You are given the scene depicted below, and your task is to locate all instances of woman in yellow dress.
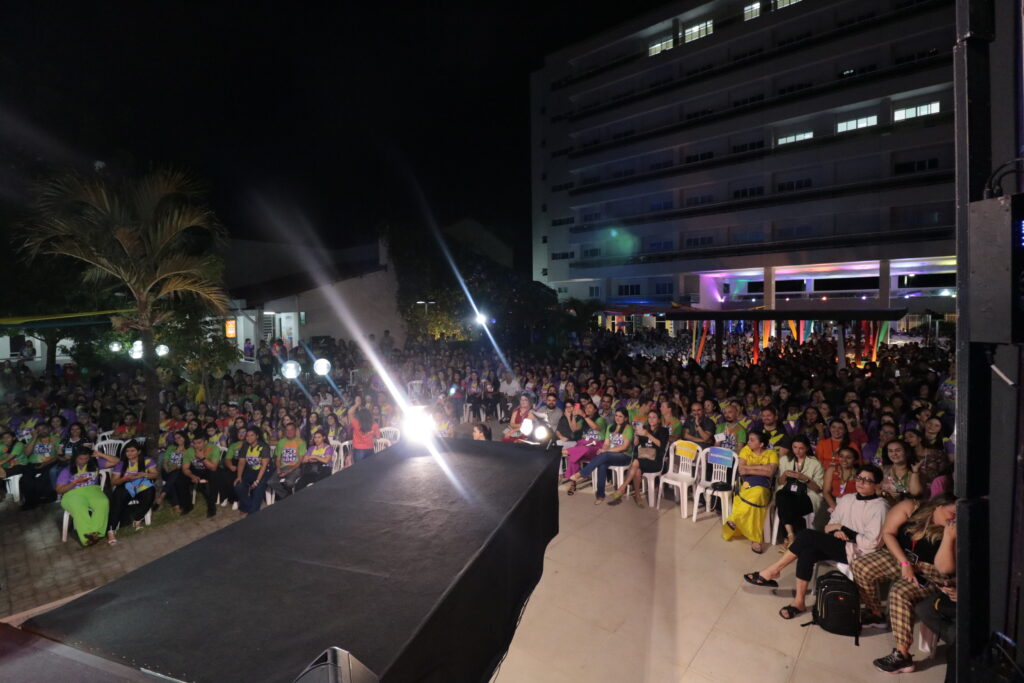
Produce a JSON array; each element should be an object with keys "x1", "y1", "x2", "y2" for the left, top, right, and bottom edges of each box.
[{"x1": 723, "y1": 430, "x2": 779, "y2": 553}]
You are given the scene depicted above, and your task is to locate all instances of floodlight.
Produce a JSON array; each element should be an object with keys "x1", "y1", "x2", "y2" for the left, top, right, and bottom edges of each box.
[
  {"x1": 108, "y1": 341, "x2": 123, "y2": 353},
  {"x1": 155, "y1": 344, "x2": 169, "y2": 357},
  {"x1": 402, "y1": 406, "x2": 435, "y2": 443},
  {"x1": 475, "y1": 312, "x2": 487, "y2": 325},
  {"x1": 313, "y1": 358, "x2": 331, "y2": 376},
  {"x1": 282, "y1": 360, "x2": 301, "y2": 379}
]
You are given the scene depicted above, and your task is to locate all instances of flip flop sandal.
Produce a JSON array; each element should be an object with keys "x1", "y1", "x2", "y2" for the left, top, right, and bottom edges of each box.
[
  {"x1": 743, "y1": 572, "x2": 779, "y2": 588},
  {"x1": 751, "y1": 543, "x2": 766, "y2": 554},
  {"x1": 778, "y1": 605, "x2": 804, "y2": 620},
  {"x1": 567, "y1": 480, "x2": 577, "y2": 496}
]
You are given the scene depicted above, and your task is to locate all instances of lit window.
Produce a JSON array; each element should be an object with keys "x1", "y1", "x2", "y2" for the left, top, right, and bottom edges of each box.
[
  {"x1": 836, "y1": 115, "x2": 878, "y2": 133},
  {"x1": 775, "y1": 0, "x2": 802, "y2": 8},
  {"x1": 684, "y1": 20, "x2": 714, "y2": 43},
  {"x1": 744, "y1": 3, "x2": 761, "y2": 20},
  {"x1": 894, "y1": 101, "x2": 941, "y2": 122},
  {"x1": 777, "y1": 131, "x2": 814, "y2": 145},
  {"x1": 648, "y1": 37, "x2": 673, "y2": 57}
]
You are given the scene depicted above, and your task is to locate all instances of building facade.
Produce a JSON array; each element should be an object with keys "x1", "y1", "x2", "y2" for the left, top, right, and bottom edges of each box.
[{"x1": 531, "y1": 0, "x2": 955, "y2": 317}]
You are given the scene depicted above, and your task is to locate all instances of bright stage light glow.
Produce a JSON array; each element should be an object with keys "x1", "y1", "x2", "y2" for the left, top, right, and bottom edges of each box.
[
  {"x1": 520, "y1": 418, "x2": 534, "y2": 437},
  {"x1": 533, "y1": 424, "x2": 551, "y2": 441},
  {"x1": 129, "y1": 346, "x2": 143, "y2": 360},
  {"x1": 282, "y1": 360, "x2": 301, "y2": 379},
  {"x1": 402, "y1": 406, "x2": 436, "y2": 443},
  {"x1": 108, "y1": 341, "x2": 122, "y2": 353},
  {"x1": 475, "y1": 312, "x2": 487, "y2": 325},
  {"x1": 155, "y1": 344, "x2": 169, "y2": 357},
  {"x1": 313, "y1": 358, "x2": 332, "y2": 376}
]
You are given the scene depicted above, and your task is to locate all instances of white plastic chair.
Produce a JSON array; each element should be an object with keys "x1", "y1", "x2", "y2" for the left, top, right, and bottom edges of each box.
[
  {"x1": 4, "y1": 473, "x2": 23, "y2": 504},
  {"x1": 406, "y1": 380, "x2": 423, "y2": 402},
  {"x1": 768, "y1": 508, "x2": 818, "y2": 546},
  {"x1": 94, "y1": 439, "x2": 126, "y2": 461},
  {"x1": 657, "y1": 440, "x2": 701, "y2": 518},
  {"x1": 97, "y1": 430, "x2": 115, "y2": 441},
  {"x1": 380, "y1": 427, "x2": 400, "y2": 444},
  {"x1": 61, "y1": 470, "x2": 110, "y2": 543},
  {"x1": 373, "y1": 438, "x2": 389, "y2": 454},
  {"x1": 331, "y1": 440, "x2": 353, "y2": 472},
  {"x1": 692, "y1": 447, "x2": 737, "y2": 523},
  {"x1": 191, "y1": 479, "x2": 222, "y2": 506},
  {"x1": 120, "y1": 498, "x2": 152, "y2": 529}
]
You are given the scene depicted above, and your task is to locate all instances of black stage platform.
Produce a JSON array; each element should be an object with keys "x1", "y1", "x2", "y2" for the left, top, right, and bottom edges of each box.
[{"x1": 23, "y1": 440, "x2": 559, "y2": 682}]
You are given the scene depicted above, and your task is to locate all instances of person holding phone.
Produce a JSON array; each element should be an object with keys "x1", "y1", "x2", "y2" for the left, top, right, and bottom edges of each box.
[
  {"x1": 55, "y1": 446, "x2": 109, "y2": 546},
  {"x1": 852, "y1": 494, "x2": 957, "y2": 674}
]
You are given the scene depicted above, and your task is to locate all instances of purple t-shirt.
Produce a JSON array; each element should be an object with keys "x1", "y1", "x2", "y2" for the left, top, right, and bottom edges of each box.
[{"x1": 56, "y1": 466, "x2": 100, "y2": 490}]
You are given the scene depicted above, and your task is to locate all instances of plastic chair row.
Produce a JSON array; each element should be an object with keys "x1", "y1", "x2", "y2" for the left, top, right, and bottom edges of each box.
[{"x1": 655, "y1": 441, "x2": 738, "y2": 523}]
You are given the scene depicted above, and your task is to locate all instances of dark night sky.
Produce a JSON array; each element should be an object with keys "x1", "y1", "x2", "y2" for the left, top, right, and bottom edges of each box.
[{"x1": 0, "y1": 1, "x2": 669, "y2": 268}]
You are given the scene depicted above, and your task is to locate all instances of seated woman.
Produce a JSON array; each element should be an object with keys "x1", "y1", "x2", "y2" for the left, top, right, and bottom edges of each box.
[
  {"x1": 822, "y1": 446, "x2": 860, "y2": 514},
  {"x1": 563, "y1": 402, "x2": 607, "y2": 491},
  {"x1": 233, "y1": 427, "x2": 273, "y2": 515},
  {"x1": 853, "y1": 493, "x2": 957, "y2": 673},
  {"x1": 501, "y1": 395, "x2": 533, "y2": 442},
  {"x1": 184, "y1": 434, "x2": 226, "y2": 518},
  {"x1": 916, "y1": 446, "x2": 953, "y2": 498},
  {"x1": 107, "y1": 440, "x2": 158, "y2": 544},
  {"x1": 606, "y1": 409, "x2": 668, "y2": 508},
  {"x1": 296, "y1": 429, "x2": 334, "y2": 489},
  {"x1": 744, "y1": 463, "x2": 888, "y2": 619},
  {"x1": 565, "y1": 408, "x2": 634, "y2": 505},
  {"x1": 773, "y1": 435, "x2": 825, "y2": 548},
  {"x1": 723, "y1": 430, "x2": 779, "y2": 553},
  {"x1": 471, "y1": 424, "x2": 492, "y2": 441},
  {"x1": 159, "y1": 431, "x2": 195, "y2": 515},
  {"x1": 55, "y1": 445, "x2": 109, "y2": 547},
  {"x1": 879, "y1": 439, "x2": 924, "y2": 505}
]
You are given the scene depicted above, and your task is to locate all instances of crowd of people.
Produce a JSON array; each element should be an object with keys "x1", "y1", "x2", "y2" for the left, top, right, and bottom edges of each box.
[{"x1": 0, "y1": 325, "x2": 958, "y2": 676}]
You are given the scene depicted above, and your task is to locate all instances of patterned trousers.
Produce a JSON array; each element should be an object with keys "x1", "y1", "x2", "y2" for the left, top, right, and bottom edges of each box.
[{"x1": 851, "y1": 549, "x2": 946, "y2": 649}]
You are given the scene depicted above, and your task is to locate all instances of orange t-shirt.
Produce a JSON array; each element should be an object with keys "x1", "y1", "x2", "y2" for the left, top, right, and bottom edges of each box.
[
  {"x1": 815, "y1": 438, "x2": 860, "y2": 470},
  {"x1": 351, "y1": 416, "x2": 380, "y2": 450}
]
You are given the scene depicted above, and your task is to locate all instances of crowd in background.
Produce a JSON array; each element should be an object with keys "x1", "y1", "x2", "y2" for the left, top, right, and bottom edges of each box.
[{"x1": 0, "y1": 325, "x2": 957, "y2": 676}]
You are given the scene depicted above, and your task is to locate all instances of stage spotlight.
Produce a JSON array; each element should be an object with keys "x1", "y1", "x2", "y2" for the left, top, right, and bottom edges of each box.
[
  {"x1": 313, "y1": 358, "x2": 332, "y2": 376},
  {"x1": 533, "y1": 424, "x2": 551, "y2": 441},
  {"x1": 155, "y1": 344, "x2": 169, "y2": 357},
  {"x1": 129, "y1": 346, "x2": 143, "y2": 360},
  {"x1": 520, "y1": 418, "x2": 534, "y2": 437},
  {"x1": 282, "y1": 360, "x2": 301, "y2": 379},
  {"x1": 475, "y1": 312, "x2": 487, "y2": 325},
  {"x1": 108, "y1": 341, "x2": 123, "y2": 353},
  {"x1": 402, "y1": 406, "x2": 436, "y2": 443}
]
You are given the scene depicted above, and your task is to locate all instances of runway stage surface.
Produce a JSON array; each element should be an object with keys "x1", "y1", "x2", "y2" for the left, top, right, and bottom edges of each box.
[{"x1": 23, "y1": 440, "x2": 560, "y2": 682}]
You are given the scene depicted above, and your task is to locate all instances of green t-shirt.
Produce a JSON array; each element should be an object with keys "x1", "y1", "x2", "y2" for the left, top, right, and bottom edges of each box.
[
  {"x1": 274, "y1": 438, "x2": 307, "y2": 467},
  {"x1": 27, "y1": 439, "x2": 56, "y2": 465},
  {"x1": 665, "y1": 418, "x2": 683, "y2": 439},
  {"x1": 2, "y1": 442, "x2": 26, "y2": 467},
  {"x1": 715, "y1": 422, "x2": 747, "y2": 452},
  {"x1": 607, "y1": 425, "x2": 635, "y2": 454},
  {"x1": 190, "y1": 445, "x2": 222, "y2": 471},
  {"x1": 226, "y1": 441, "x2": 244, "y2": 462},
  {"x1": 582, "y1": 416, "x2": 608, "y2": 442},
  {"x1": 162, "y1": 446, "x2": 195, "y2": 470}
]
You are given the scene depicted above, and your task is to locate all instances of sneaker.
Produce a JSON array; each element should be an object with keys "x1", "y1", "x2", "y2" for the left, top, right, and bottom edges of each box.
[
  {"x1": 861, "y1": 612, "x2": 888, "y2": 629},
  {"x1": 873, "y1": 648, "x2": 914, "y2": 674}
]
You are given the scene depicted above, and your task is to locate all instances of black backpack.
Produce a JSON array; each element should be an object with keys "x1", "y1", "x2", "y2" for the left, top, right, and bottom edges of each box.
[{"x1": 802, "y1": 570, "x2": 862, "y2": 645}]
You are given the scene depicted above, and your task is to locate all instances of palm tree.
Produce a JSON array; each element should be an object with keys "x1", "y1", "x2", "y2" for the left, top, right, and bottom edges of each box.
[{"x1": 20, "y1": 168, "x2": 229, "y2": 453}]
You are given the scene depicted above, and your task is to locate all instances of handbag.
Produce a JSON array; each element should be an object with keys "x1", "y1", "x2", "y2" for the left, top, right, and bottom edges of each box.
[{"x1": 637, "y1": 446, "x2": 658, "y2": 460}]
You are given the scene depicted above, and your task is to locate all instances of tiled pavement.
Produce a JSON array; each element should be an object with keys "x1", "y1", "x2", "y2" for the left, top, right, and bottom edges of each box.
[{"x1": 0, "y1": 496, "x2": 242, "y2": 621}]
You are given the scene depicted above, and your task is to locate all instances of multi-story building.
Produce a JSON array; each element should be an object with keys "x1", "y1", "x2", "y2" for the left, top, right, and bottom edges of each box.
[{"x1": 531, "y1": 0, "x2": 956, "y2": 321}]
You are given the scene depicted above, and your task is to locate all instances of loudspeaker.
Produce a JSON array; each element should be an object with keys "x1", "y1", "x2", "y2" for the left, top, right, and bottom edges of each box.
[
  {"x1": 967, "y1": 194, "x2": 1024, "y2": 343},
  {"x1": 293, "y1": 647, "x2": 378, "y2": 683}
]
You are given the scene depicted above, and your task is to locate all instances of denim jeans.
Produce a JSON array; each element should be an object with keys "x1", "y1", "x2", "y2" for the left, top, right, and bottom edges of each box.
[
  {"x1": 353, "y1": 448, "x2": 374, "y2": 463},
  {"x1": 580, "y1": 452, "x2": 631, "y2": 499}
]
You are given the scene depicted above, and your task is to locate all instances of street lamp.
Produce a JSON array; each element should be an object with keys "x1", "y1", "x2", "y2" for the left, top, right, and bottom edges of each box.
[
  {"x1": 155, "y1": 344, "x2": 170, "y2": 357},
  {"x1": 416, "y1": 300, "x2": 437, "y2": 314},
  {"x1": 108, "y1": 341, "x2": 123, "y2": 353}
]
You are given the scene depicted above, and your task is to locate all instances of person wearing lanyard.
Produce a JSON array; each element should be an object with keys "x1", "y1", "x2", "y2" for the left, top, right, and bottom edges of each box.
[
  {"x1": 823, "y1": 447, "x2": 860, "y2": 513},
  {"x1": 234, "y1": 427, "x2": 272, "y2": 515},
  {"x1": 852, "y1": 494, "x2": 957, "y2": 674},
  {"x1": 107, "y1": 440, "x2": 158, "y2": 544},
  {"x1": 772, "y1": 435, "x2": 825, "y2": 549},
  {"x1": 880, "y1": 440, "x2": 923, "y2": 505},
  {"x1": 55, "y1": 446, "x2": 109, "y2": 547},
  {"x1": 296, "y1": 429, "x2": 334, "y2": 490}
]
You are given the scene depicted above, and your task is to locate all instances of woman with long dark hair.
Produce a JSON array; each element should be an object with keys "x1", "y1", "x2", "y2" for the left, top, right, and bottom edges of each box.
[
  {"x1": 296, "y1": 429, "x2": 334, "y2": 489},
  {"x1": 107, "y1": 440, "x2": 158, "y2": 543},
  {"x1": 853, "y1": 494, "x2": 957, "y2": 673},
  {"x1": 814, "y1": 419, "x2": 857, "y2": 470},
  {"x1": 233, "y1": 427, "x2": 272, "y2": 514},
  {"x1": 880, "y1": 439, "x2": 923, "y2": 504},
  {"x1": 567, "y1": 408, "x2": 635, "y2": 505},
  {"x1": 159, "y1": 431, "x2": 195, "y2": 515},
  {"x1": 349, "y1": 398, "x2": 380, "y2": 463},
  {"x1": 55, "y1": 446, "x2": 108, "y2": 546}
]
